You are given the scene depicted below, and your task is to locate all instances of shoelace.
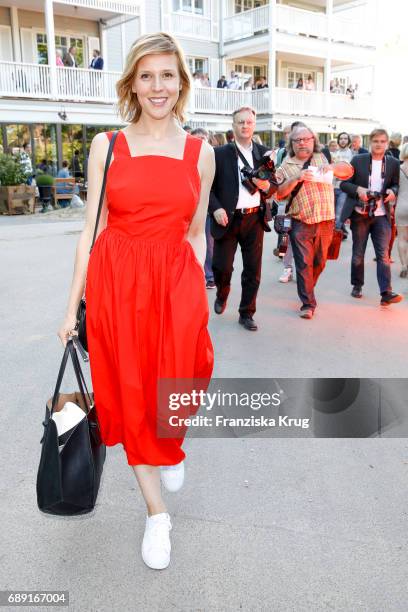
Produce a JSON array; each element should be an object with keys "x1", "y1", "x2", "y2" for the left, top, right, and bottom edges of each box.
[{"x1": 146, "y1": 518, "x2": 172, "y2": 550}]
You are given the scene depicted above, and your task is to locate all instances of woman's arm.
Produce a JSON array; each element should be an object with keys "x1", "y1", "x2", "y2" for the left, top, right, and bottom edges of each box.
[
  {"x1": 186, "y1": 141, "x2": 215, "y2": 266},
  {"x1": 57, "y1": 131, "x2": 110, "y2": 346}
]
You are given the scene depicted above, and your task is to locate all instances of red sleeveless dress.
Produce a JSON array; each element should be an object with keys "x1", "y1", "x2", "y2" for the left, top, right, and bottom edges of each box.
[{"x1": 85, "y1": 130, "x2": 214, "y2": 466}]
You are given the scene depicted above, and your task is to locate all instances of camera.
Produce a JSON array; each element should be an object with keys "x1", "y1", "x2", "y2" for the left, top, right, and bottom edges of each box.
[
  {"x1": 240, "y1": 153, "x2": 279, "y2": 196},
  {"x1": 359, "y1": 190, "x2": 382, "y2": 217},
  {"x1": 274, "y1": 215, "x2": 292, "y2": 256}
]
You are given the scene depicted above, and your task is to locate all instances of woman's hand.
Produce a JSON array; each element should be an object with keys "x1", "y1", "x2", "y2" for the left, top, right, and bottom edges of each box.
[{"x1": 57, "y1": 314, "x2": 78, "y2": 348}]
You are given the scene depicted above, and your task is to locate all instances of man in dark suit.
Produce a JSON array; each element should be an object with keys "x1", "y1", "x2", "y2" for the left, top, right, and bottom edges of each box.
[
  {"x1": 350, "y1": 134, "x2": 368, "y2": 156},
  {"x1": 209, "y1": 107, "x2": 275, "y2": 331},
  {"x1": 63, "y1": 46, "x2": 77, "y2": 67},
  {"x1": 340, "y1": 128, "x2": 402, "y2": 305},
  {"x1": 89, "y1": 49, "x2": 104, "y2": 70}
]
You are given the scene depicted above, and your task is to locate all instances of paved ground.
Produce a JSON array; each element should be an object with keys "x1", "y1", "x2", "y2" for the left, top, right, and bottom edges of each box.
[{"x1": 1, "y1": 212, "x2": 407, "y2": 611}]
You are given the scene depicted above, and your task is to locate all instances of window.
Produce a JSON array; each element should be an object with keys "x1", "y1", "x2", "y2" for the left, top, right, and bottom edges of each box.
[
  {"x1": 173, "y1": 0, "x2": 204, "y2": 14},
  {"x1": 36, "y1": 33, "x2": 84, "y2": 67},
  {"x1": 234, "y1": 63, "x2": 267, "y2": 81},
  {"x1": 187, "y1": 57, "x2": 208, "y2": 75},
  {"x1": 33, "y1": 124, "x2": 58, "y2": 175},
  {"x1": 234, "y1": 0, "x2": 267, "y2": 12},
  {"x1": 288, "y1": 69, "x2": 317, "y2": 89}
]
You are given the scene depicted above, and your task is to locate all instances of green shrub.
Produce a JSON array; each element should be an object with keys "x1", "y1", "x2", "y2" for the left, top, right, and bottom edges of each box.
[
  {"x1": 0, "y1": 153, "x2": 30, "y2": 186},
  {"x1": 36, "y1": 173, "x2": 54, "y2": 186}
]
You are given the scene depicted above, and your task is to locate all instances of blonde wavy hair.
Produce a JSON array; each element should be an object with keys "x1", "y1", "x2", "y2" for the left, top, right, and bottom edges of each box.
[{"x1": 116, "y1": 32, "x2": 191, "y2": 124}]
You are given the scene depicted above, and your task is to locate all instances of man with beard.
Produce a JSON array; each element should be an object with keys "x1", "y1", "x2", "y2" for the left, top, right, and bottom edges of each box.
[{"x1": 275, "y1": 126, "x2": 335, "y2": 319}]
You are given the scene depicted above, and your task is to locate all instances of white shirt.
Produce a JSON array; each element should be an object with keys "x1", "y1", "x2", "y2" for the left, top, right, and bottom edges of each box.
[
  {"x1": 354, "y1": 158, "x2": 386, "y2": 216},
  {"x1": 235, "y1": 140, "x2": 261, "y2": 210}
]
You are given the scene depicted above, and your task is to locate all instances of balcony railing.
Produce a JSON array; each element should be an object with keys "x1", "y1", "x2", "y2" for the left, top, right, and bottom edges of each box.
[
  {"x1": 273, "y1": 87, "x2": 373, "y2": 121},
  {"x1": 0, "y1": 62, "x2": 373, "y2": 122},
  {"x1": 57, "y1": 0, "x2": 140, "y2": 15},
  {"x1": 223, "y1": 4, "x2": 375, "y2": 47},
  {"x1": 171, "y1": 12, "x2": 212, "y2": 39},
  {"x1": 224, "y1": 5, "x2": 269, "y2": 41},
  {"x1": 192, "y1": 86, "x2": 372, "y2": 121},
  {"x1": 0, "y1": 62, "x2": 118, "y2": 103}
]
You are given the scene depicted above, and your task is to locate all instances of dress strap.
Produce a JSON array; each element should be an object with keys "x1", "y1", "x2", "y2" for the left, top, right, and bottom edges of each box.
[
  {"x1": 183, "y1": 134, "x2": 202, "y2": 167},
  {"x1": 106, "y1": 129, "x2": 130, "y2": 158}
]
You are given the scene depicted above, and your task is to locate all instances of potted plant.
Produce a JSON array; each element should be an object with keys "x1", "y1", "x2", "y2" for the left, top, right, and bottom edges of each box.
[
  {"x1": 36, "y1": 173, "x2": 55, "y2": 204},
  {"x1": 0, "y1": 153, "x2": 36, "y2": 215}
]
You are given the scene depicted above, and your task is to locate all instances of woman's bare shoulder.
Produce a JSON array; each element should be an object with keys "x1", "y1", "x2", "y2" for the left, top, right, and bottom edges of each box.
[{"x1": 89, "y1": 131, "x2": 114, "y2": 167}]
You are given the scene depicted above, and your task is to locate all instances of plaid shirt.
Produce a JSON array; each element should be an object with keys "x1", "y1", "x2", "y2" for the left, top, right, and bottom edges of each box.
[{"x1": 276, "y1": 153, "x2": 335, "y2": 224}]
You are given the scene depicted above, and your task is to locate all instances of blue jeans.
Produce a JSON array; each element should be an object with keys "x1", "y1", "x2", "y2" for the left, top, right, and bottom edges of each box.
[
  {"x1": 350, "y1": 212, "x2": 392, "y2": 294},
  {"x1": 205, "y1": 214, "x2": 214, "y2": 282},
  {"x1": 334, "y1": 188, "x2": 347, "y2": 229}
]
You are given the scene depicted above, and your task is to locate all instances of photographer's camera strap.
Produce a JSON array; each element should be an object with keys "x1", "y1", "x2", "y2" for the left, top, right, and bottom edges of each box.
[
  {"x1": 285, "y1": 155, "x2": 313, "y2": 214},
  {"x1": 234, "y1": 142, "x2": 254, "y2": 169}
]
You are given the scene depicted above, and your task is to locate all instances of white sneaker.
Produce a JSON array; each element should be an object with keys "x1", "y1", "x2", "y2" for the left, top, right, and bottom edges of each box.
[
  {"x1": 160, "y1": 461, "x2": 185, "y2": 492},
  {"x1": 279, "y1": 267, "x2": 293, "y2": 283},
  {"x1": 141, "y1": 512, "x2": 172, "y2": 570}
]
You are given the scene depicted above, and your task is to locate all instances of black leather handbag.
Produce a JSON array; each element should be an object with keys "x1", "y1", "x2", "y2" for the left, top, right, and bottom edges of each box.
[
  {"x1": 75, "y1": 130, "x2": 119, "y2": 353},
  {"x1": 36, "y1": 337, "x2": 106, "y2": 515}
]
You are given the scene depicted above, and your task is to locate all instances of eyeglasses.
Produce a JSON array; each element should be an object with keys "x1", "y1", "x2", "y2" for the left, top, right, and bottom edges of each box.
[{"x1": 292, "y1": 137, "x2": 314, "y2": 144}]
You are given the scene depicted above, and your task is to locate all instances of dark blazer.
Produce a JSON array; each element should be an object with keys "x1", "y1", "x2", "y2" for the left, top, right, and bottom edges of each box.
[
  {"x1": 209, "y1": 141, "x2": 272, "y2": 239},
  {"x1": 90, "y1": 57, "x2": 104, "y2": 70},
  {"x1": 63, "y1": 53, "x2": 75, "y2": 67},
  {"x1": 354, "y1": 146, "x2": 368, "y2": 155},
  {"x1": 340, "y1": 153, "x2": 400, "y2": 223}
]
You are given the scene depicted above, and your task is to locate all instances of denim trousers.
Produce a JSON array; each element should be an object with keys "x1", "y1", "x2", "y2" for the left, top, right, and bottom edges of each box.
[
  {"x1": 204, "y1": 214, "x2": 214, "y2": 282},
  {"x1": 334, "y1": 188, "x2": 347, "y2": 229},
  {"x1": 350, "y1": 212, "x2": 392, "y2": 294},
  {"x1": 290, "y1": 219, "x2": 334, "y2": 309}
]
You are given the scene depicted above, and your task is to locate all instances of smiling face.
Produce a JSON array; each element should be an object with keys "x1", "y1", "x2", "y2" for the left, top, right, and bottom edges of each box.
[{"x1": 131, "y1": 53, "x2": 181, "y2": 121}]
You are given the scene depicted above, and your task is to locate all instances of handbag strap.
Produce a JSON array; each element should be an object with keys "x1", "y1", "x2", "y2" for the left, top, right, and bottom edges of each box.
[
  {"x1": 70, "y1": 338, "x2": 93, "y2": 408},
  {"x1": 50, "y1": 339, "x2": 92, "y2": 417},
  {"x1": 89, "y1": 130, "x2": 119, "y2": 255},
  {"x1": 285, "y1": 155, "x2": 313, "y2": 214}
]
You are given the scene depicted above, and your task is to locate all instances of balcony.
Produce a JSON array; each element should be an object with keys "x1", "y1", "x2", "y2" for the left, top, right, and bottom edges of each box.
[
  {"x1": 0, "y1": 62, "x2": 118, "y2": 103},
  {"x1": 223, "y1": 4, "x2": 375, "y2": 48},
  {"x1": 170, "y1": 12, "x2": 212, "y2": 39},
  {"x1": 57, "y1": 0, "x2": 140, "y2": 15},
  {"x1": 0, "y1": 62, "x2": 374, "y2": 122},
  {"x1": 192, "y1": 86, "x2": 373, "y2": 121}
]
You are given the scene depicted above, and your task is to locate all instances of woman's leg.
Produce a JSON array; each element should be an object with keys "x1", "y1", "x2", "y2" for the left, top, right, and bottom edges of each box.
[{"x1": 131, "y1": 465, "x2": 167, "y2": 516}]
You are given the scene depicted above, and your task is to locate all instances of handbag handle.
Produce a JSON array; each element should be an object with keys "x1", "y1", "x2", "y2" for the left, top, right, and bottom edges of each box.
[
  {"x1": 89, "y1": 130, "x2": 119, "y2": 255},
  {"x1": 50, "y1": 339, "x2": 92, "y2": 418}
]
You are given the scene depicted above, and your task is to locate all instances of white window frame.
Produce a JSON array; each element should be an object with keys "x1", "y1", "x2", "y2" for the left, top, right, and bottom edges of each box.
[
  {"x1": 172, "y1": 0, "x2": 205, "y2": 16},
  {"x1": 234, "y1": 0, "x2": 267, "y2": 13},
  {"x1": 186, "y1": 56, "x2": 209, "y2": 75},
  {"x1": 287, "y1": 67, "x2": 318, "y2": 89},
  {"x1": 231, "y1": 61, "x2": 268, "y2": 81},
  {"x1": 32, "y1": 28, "x2": 87, "y2": 67}
]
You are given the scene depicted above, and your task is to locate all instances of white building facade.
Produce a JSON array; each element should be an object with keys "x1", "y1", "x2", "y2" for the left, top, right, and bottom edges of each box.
[{"x1": 0, "y1": 0, "x2": 379, "y2": 174}]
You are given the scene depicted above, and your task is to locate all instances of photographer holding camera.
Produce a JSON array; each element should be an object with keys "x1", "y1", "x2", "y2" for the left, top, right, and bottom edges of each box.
[
  {"x1": 274, "y1": 126, "x2": 335, "y2": 319},
  {"x1": 340, "y1": 128, "x2": 402, "y2": 305},
  {"x1": 209, "y1": 106, "x2": 277, "y2": 331}
]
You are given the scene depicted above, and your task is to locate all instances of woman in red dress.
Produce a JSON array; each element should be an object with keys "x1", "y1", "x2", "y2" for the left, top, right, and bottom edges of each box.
[{"x1": 58, "y1": 32, "x2": 215, "y2": 570}]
